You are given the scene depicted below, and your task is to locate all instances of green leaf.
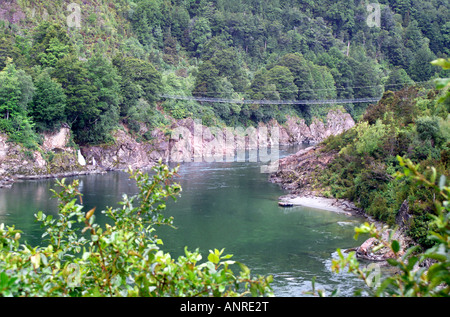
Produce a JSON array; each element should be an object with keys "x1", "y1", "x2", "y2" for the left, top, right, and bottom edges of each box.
[
  {"x1": 0, "y1": 272, "x2": 8, "y2": 287},
  {"x1": 237, "y1": 262, "x2": 250, "y2": 275},
  {"x1": 386, "y1": 258, "x2": 399, "y2": 266},
  {"x1": 430, "y1": 167, "x2": 436, "y2": 184},
  {"x1": 424, "y1": 252, "x2": 447, "y2": 262},
  {"x1": 406, "y1": 256, "x2": 419, "y2": 271},
  {"x1": 30, "y1": 253, "x2": 41, "y2": 269},
  {"x1": 221, "y1": 254, "x2": 233, "y2": 260},
  {"x1": 435, "y1": 78, "x2": 450, "y2": 89},
  {"x1": 208, "y1": 252, "x2": 220, "y2": 264},
  {"x1": 391, "y1": 240, "x2": 400, "y2": 254},
  {"x1": 431, "y1": 58, "x2": 450, "y2": 70}
]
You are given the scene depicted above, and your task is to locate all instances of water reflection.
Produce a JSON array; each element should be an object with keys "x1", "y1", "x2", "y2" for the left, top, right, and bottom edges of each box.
[{"x1": 0, "y1": 145, "x2": 367, "y2": 296}]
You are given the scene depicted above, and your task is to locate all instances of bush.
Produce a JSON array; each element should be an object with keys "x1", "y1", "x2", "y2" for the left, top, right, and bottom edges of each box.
[
  {"x1": 416, "y1": 116, "x2": 445, "y2": 146},
  {"x1": 354, "y1": 120, "x2": 387, "y2": 156},
  {"x1": 0, "y1": 163, "x2": 273, "y2": 297},
  {"x1": 331, "y1": 156, "x2": 449, "y2": 297}
]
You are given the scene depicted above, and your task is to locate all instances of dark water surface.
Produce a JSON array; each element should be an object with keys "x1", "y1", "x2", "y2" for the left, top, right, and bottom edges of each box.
[{"x1": 0, "y1": 145, "x2": 367, "y2": 296}]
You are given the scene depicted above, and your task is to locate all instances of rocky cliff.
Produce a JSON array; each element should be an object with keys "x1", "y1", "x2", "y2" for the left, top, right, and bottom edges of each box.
[
  {"x1": 279, "y1": 110, "x2": 355, "y2": 144},
  {"x1": 0, "y1": 109, "x2": 355, "y2": 187},
  {"x1": 79, "y1": 109, "x2": 354, "y2": 168},
  {"x1": 0, "y1": 127, "x2": 93, "y2": 187},
  {"x1": 269, "y1": 145, "x2": 337, "y2": 194}
]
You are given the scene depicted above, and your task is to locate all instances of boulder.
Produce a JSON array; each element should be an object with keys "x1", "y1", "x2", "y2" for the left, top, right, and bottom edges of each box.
[{"x1": 354, "y1": 229, "x2": 412, "y2": 262}]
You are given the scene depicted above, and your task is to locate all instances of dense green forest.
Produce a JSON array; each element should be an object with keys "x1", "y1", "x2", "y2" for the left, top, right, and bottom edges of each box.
[{"x1": 0, "y1": 0, "x2": 448, "y2": 147}]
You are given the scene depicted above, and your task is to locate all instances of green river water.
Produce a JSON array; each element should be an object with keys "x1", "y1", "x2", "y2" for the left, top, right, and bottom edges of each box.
[{"x1": 0, "y1": 145, "x2": 368, "y2": 296}]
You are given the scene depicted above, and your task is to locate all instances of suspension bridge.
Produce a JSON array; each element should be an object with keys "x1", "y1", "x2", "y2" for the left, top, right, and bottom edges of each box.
[
  {"x1": 159, "y1": 78, "x2": 438, "y2": 106},
  {"x1": 159, "y1": 94, "x2": 381, "y2": 105}
]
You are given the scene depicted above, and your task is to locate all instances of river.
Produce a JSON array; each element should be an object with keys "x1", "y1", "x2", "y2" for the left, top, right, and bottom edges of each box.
[{"x1": 0, "y1": 145, "x2": 368, "y2": 296}]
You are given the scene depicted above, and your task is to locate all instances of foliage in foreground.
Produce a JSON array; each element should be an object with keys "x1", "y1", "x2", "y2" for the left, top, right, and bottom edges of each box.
[
  {"x1": 0, "y1": 162, "x2": 273, "y2": 297},
  {"x1": 329, "y1": 156, "x2": 449, "y2": 297},
  {"x1": 315, "y1": 60, "x2": 450, "y2": 297}
]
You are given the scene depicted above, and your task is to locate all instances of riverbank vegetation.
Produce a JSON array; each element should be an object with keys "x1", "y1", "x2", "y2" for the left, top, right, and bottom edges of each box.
[
  {"x1": 330, "y1": 155, "x2": 449, "y2": 297},
  {"x1": 311, "y1": 59, "x2": 449, "y2": 296},
  {"x1": 0, "y1": 163, "x2": 273, "y2": 296},
  {"x1": 315, "y1": 72, "x2": 449, "y2": 249}
]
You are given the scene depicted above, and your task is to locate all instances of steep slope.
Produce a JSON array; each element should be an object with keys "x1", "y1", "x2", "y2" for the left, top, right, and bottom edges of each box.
[{"x1": 271, "y1": 87, "x2": 450, "y2": 249}]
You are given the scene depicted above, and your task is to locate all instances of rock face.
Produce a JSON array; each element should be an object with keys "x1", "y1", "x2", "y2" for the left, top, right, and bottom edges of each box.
[
  {"x1": 269, "y1": 145, "x2": 338, "y2": 194},
  {"x1": 0, "y1": 128, "x2": 88, "y2": 188},
  {"x1": 0, "y1": 0, "x2": 26, "y2": 24},
  {"x1": 81, "y1": 109, "x2": 354, "y2": 171},
  {"x1": 0, "y1": 109, "x2": 355, "y2": 187},
  {"x1": 352, "y1": 228, "x2": 413, "y2": 262},
  {"x1": 42, "y1": 127, "x2": 72, "y2": 152},
  {"x1": 395, "y1": 200, "x2": 412, "y2": 229},
  {"x1": 80, "y1": 127, "x2": 170, "y2": 170},
  {"x1": 279, "y1": 110, "x2": 355, "y2": 144},
  {"x1": 166, "y1": 118, "x2": 280, "y2": 163}
]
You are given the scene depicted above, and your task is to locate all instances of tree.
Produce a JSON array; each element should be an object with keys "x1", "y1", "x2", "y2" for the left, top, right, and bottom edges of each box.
[
  {"x1": 247, "y1": 68, "x2": 280, "y2": 101},
  {"x1": 29, "y1": 69, "x2": 66, "y2": 132},
  {"x1": 193, "y1": 60, "x2": 221, "y2": 98},
  {"x1": 385, "y1": 67, "x2": 414, "y2": 91},
  {"x1": 113, "y1": 55, "x2": 162, "y2": 116},
  {"x1": 276, "y1": 53, "x2": 312, "y2": 98},
  {"x1": 0, "y1": 60, "x2": 37, "y2": 148},
  {"x1": 189, "y1": 17, "x2": 212, "y2": 57},
  {"x1": 267, "y1": 65, "x2": 297, "y2": 100},
  {"x1": 37, "y1": 37, "x2": 72, "y2": 68},
  {"x1": 51, "y1": 55, "x2": 98, "y2": 144},
  {"x1": 130, "y1": 0, "x2": 165, "y2": 48},
  {"x1": 350, "y1": 55, "x2": 382, "y2": 99},
  {"x1": 0, "y1": 35, "x2": 20, "y2": 70},
  {"x1": 331, "y1": 156, "x2": 449, "y2": 297},
  {"x1": 408, "y1": 43, "x2": 438, "y2": 82},
  {"x1": 30, "y1": 22, "x2": 74, "y2": 67},
  {"x1": 73, "y1": 53, "x2": 122, "y2": 144},
  {"x1": 201, "y1": 37, "x2": 249, "y2": 91},
  {"x1": 0, "y1": 60, "x2": 34, "y2": 122},
  {"x1": 442, "y1": 22, "x2": 450, "y2": 55},
  {"x1": 0, "y1": 60, "x2": 23, "y2": 122},
  {"x1": 169, "y1": 5, "x2": 190, "y2": 43}
]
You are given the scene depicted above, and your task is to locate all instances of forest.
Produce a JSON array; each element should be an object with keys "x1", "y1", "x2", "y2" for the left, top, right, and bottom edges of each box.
[{"x1": 0, "y1": 0, "x2": 448, "y2": 147}]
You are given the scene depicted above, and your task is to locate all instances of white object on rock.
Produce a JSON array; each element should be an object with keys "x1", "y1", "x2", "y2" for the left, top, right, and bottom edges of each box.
[{"x1": 77, "y1": 149, "x2": 86, "y2": 166}]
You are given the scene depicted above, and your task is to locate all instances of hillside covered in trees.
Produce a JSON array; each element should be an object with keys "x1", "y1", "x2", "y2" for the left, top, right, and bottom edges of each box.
[{"x1": 0, "y1": 0, "x2": 448, "y2": 148}]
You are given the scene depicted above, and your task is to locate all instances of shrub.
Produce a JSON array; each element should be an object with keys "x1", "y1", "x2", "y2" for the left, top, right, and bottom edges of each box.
[
  {"x1": 0, "y1": 163, "x2": 273, "y2": 297},
  {"x1": 331, "y1": 156, "x2": 449, "y2": 297},
  {"x1": 355, "y1": 120, "x2": 387, "y2": 156}
]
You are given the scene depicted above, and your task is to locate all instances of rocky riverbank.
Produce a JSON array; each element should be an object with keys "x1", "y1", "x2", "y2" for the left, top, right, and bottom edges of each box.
[
  {"x1": 278, "y1": 194, "x2": 364, "y2": 217},
  {"x1": 0, "y1": 127, "x2": 96, "y2": 188},
  {"x1": 1, "y1": 109, "x2": 355, "y2": 188},
  {"x1": 270, "y1": 142, "x2": 415, "y2": 263}
]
